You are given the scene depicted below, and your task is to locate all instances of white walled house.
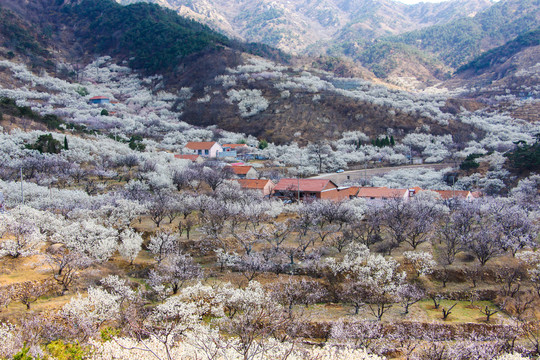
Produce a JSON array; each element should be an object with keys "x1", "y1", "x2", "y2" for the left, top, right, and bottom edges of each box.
[{"x1": 184, "y1": 141, "x2": 223, "y2": 158}]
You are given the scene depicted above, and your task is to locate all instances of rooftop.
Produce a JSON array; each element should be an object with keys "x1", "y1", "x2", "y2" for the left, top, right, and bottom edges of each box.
[
  {"x1": 356, "y1": 187, "x2": 408, "y2": 198},
  {"x1": 235, "y1": 179, "x2": 273, "y2": 189},
  {"x1": 274, "y1": 178, "x2": 337, "y2": 192},
  {"x1": 431, "y1": 189, "x2": 472, "y2": 199},
  {"x1": 223, "y1": 143, "x2": 248, "y2": 148},
  {"x1": 229, "y1": 165, "x2": 254, "y2": 175},
  {"x1": 185, "y1": 141, "x2": 218, "y2": 150}
]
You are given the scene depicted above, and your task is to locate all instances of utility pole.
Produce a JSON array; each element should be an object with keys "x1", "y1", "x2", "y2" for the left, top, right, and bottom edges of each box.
[{"x1": 20, "y1": 167, "x2": 24, "y2": 204}]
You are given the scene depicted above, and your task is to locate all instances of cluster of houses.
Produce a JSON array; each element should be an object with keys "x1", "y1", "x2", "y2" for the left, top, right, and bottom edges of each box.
[
  {"x1": 176, "y1": 141, "x2": 478, "y2": 202},
  {"x1": 238, "y1": 178, "x2": 476, "y2": 202},
  {"x1": 177, "y1": 141, "x2": 251, "y2": 160}
]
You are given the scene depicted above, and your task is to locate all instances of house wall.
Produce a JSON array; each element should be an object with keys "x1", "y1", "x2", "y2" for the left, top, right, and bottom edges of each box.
[
  {"x1": 320, "y1": 189, "x2": 342, "y2": 201},
  {"x1": 263, "y1": 182, "x2": 275, "y2": 197},
  {"x1": 209, "y1": 143, "x2": 223, "y2": 157}
]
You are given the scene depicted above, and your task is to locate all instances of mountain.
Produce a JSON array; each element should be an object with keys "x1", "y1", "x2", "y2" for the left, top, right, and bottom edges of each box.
[
  {"x1": 0, "y1": 0, "x2": 290, "y2": 90},
  {"x1": 445, "y1": 28, "x2": 540, "y2": 121},
  {"x1": 114, "y1": 0, "x2": 493, "y2": 55},
  {"x1": 457, "y1": 27, "x2": 540, "y2": 75},
  {"x1": 0, "y1": 0, "x2": 535, "y2": 147},
  {"x1": 356, "y1": 0, "x2": 540, "y2": 79},
  {"x1": 117, "y1": 0, "x2": 540, "y2": 87}
]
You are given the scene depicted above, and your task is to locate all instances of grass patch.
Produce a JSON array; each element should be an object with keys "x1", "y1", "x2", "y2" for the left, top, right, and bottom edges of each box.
[{"x1": 416, "y1": 299, "x2": 505, "y2": 323}]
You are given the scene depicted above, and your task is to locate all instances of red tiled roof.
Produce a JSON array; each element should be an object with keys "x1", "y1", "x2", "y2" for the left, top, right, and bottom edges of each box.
[
  {"x1": 274, "y1": 179, "x2": 337, "y2": 193},
  {"x1": 235, "y1": 179, "x2": 273, "y2": 190},
  {"x1": 431, "y1": 190, "x2": 472, "y2": 199},
  {"x1": 341, "y1": 186, "x2": 360, "y2": 197},
  {"x1": 356, "y1": 187, "x2": 408, "y2": 198},
  {"x1": 89, "y1": 96, "x2": 109, "y2": 100},
  {"x1": 185, "y1": 141, "x2": 218, "y2": 150},
  {"x1": 229, "y1": 166, "x2": 254, "y2": 175},
  {"x1": 223, "y1": 144, "x2": 248, "y2": 148},
  {"x1": 175, "y1": 154, "x2": 200, "y2": 161}
]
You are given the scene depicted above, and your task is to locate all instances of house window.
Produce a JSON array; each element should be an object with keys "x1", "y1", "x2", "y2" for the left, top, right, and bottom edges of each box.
[{"x1": 205, "y1": 150, "x2": 209, "y2": 155}]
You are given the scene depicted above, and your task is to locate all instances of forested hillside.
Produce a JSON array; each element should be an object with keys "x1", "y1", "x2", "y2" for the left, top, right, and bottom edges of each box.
[
  {"x1": 457, "y1": 27, "x2": 540, "y2": 74},
  {"x1": 355, "y1": 0, "x2": 540, "y2": 78}
]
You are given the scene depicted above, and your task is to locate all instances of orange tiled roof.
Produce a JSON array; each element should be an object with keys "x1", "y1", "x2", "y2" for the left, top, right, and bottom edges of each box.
[
  {"x1": 274, "y1": 179, "x2": 337, "y2": 193},
  {"x1": 431, "y1": 190, "x2": 471, "y2": 199},
  {"x1": 89, "y1": 96, "x2": 109, "y2": 100},
  {"x1": 356, "y1": 187, "x2": 408, "y2": 198},
  {"x1": 185, "y1": 141, "x2": 218, "y2": 150},
  {"x1": 223, "y1": 143, "x2": 248, "y2": 148},
  {"x1": 229, "y1": 166, "x2": 254, "y2": 175},
  {"x1": 235, "y1": 179, "x2": 273, "y2": 189},
  {"x1": 342, "y1": 186, "x2": 360, "y2": 197}
]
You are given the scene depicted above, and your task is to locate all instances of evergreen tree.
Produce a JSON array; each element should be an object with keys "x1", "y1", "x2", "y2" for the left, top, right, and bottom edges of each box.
[{"x1": 64, "y1": 136, "x2": 69, "y2": 150}]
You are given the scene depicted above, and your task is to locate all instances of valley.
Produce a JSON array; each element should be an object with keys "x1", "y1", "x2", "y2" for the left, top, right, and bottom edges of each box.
[{"x1": 0, "y1": 0, "x2": 538, "y2": 359}]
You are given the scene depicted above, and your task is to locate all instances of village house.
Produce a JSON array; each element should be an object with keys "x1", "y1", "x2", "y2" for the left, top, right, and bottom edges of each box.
[
  {"x1": 228, "y1": 165, "x2": 258, "y2": 179},
  {"x1": 184, "y1": 141, "x2": 223, "y2": 158},
  {"x1": 174, "y1": 154, "x2": 204, "y2": 164},
  {"x1": 430, "y1": 189, "x2": 474, "y2": 200},
  {"x1": 273, "y1": 178, "x2": 348, "y2": 201},
  {"x1": 235, "y1": 179, "x2": 275, "y2": 197},
  {"x1": 89, "y1": 96, "x2": 110, "y2": 105},
  {"x1": 340, "y1": 186, "x2": 360, "y2": 199},
  {"x1": 355, "y1": 187, "x2": 410, "y2": 201},
  {"x1": 222, "y1": 143, "x2": 248, "y2": 152}
]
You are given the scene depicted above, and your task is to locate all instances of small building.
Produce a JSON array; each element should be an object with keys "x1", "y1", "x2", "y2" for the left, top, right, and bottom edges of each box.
[
  {"x1": 174, "y1": 154, "x2": 204, "y2": 164},
  {"x1": 228, "y1": 165, "x2": 258, "y2": 179},
  {"x1": 273, "y1": 178, "x2": 344, "y2": 201},
  {"x1": 355, "y1": 187, "x2": 410, "y2": 201},
  {"x1": 431, "y1": 189, "x2": 474, "y2": 201},
  {"x1": 185, "y1": 141, "x2": 223, "y2": 158},
  {"x1": 222, "y1": 143, "x2": 248, "y2": 152},
  {"x1": 89, "y1": 96, "x2": 110, "y2": 105},
  {"x1": 235, "y1": 179, "x2": 275, "y2": 197}
]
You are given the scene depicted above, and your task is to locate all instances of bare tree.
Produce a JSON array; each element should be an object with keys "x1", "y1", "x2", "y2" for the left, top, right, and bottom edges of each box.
[
  {"x1": 496, "y1": 264, "x2": 525, "y2": 298},
  {"x1": 496, "y1": 206, "x2": 537, "y2": 257},
  {"x1": 202, "y1": 166, "x2": 234, "y2": 191},
  {"x1": 441, "y1": 303, "x2": 457, "y2": 320},
  {"x1": 12, "y1": 280, "x2": 52, "y2": 310},
  {"x1": 397, "y1": 284, "x2": 425, "y2": 315},
  {"x1": 148, "y1": 230, "x2": 180, "y2": 264},
  {"x1": 379, "y1": 198, "x2": 412, "y2": 253},
  {"x1": 149, "y1": 253, "x2": 203, "y2": 295},
  {"x1": 233, "y1": 252, "x2": 272, "y2": 282},
  {"x1": 45, "y1": 245, "x2": 92, "y2": 294},
  {"x1": 269, "y1": 277, "x2": 326, "y2": 313},
  {"x1": 464, "y1": 220, "x2": 503, "y2": 266},
  {"x1": 480, "y1": 305, "x2": 499, "y2": 322},
  {"x1": 434, "y1": 202, "x2": 477, "y2": 265},
  {"x1": 330, "y1": 319, "x2": 384, "y2": 352}
]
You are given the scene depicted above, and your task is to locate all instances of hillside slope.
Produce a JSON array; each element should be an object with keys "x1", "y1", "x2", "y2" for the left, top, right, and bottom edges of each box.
[
  {"x1": 0, "y1": 0, "x2": 535, "y2": 148},
  {"x1": 363, "y1": 0, "x2": 540, "y2": 72},
  {"x1": 114, "y1": 0, "x2": 493, "y2": 55}
]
